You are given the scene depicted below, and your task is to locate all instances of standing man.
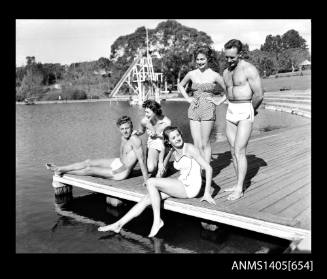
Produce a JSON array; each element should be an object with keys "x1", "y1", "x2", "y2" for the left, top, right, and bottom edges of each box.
[{"x1": 222, "y1": 39, "x2": 264, "y2": 201}]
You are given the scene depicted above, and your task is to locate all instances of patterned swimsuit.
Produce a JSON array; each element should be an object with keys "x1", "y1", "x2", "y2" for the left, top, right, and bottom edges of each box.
[{"x1": 188, "y1": 82, "x2": 216, "y2": 121}]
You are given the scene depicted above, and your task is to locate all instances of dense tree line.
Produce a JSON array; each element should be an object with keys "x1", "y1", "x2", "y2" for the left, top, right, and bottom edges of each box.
[{"x1": 16, "y1": 20, "x2": 310, "y2": 101}]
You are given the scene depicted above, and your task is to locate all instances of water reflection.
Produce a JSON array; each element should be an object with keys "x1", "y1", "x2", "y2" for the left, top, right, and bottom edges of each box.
[
  {"x1": 52, "y1": 194, "x2": 195, "y2": 253},
  {"x1": 51, "y1": 192, "x2": 289, "y2": 253}
]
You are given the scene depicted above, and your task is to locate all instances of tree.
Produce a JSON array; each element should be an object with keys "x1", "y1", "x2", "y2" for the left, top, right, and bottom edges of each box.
[
  {"x1": 260, "y1": 35, "x2": 283, "y2": 53},
  {"x1": 96, "y1": 57, "x2": 111, "y2": 70},
  {"x1": 108, "y1": 20, "x2": 215, "y2": 86},
  {"x1": 260, "y1": 56, "x2": 276, "y2": 76},
  {"x1": 281, "y1": 29, "x2": 307, "y2": 49},
  {"x1": 26, "y1": 56, "x2": 36, "y2": 66}
]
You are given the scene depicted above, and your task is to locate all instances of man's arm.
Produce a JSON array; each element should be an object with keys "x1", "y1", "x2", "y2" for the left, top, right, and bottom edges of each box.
[
  {"x1": 130, "y1": 136, "x2": 148, "y2": 182},
  {"x1": 246, "y1": 64, "x2": 264, "y2": 111},
  {"x1": 215, "y1": 72, "x2": 227, "y2": 95}
]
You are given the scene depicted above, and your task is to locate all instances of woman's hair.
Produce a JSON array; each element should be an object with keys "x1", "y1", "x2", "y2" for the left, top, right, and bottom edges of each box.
[
  {"x1": 116, "y1": 115, "x2": 133, "y2": 128},
  {"x1": 162, "y1": 126, "x2": 183, "y2": 147},
  {"x1": 193, "y1": 45, "x2": 220, "y2": 73},
  {"x1": 194, "y1": 45, "x2": 213, "y2": 61},
  {"x1": 142, "y1": 99, "x2": 162, "y2": 116}
]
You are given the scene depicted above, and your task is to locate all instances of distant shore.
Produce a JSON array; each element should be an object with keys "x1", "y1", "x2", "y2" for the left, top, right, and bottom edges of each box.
[{"x1": 16, "y1": 95, "x2": 187, "y2": 105}]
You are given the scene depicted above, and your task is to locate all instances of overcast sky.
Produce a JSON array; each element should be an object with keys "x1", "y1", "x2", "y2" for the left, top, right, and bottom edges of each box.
[{"x1": 16, "y1": 19, "x2": 311, "y2": 66}]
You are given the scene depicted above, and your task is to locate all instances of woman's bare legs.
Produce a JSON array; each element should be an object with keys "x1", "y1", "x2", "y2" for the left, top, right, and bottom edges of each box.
[
  {"x1": 147, "y1": 148, "x2": 160, "y2": 175},
  {"x1": 146, "y1": 177, "x2": 188, "y2": 237},
  {"x1": 98, "y1": 195, "x2": 152, "y2": 232},
  {"x1": 190, "y1": 120, "x2": 204, "y2": 157},
  {"x1": 200, "y1": 120, "x2": 215, "y2": 164}
]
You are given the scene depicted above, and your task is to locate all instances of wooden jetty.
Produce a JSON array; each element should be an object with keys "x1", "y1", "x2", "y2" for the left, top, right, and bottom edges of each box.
[{"x1": 52, "y1": 123, "x2": 311, "y2": 252}]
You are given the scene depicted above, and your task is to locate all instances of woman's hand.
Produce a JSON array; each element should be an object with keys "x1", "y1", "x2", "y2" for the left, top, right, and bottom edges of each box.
[
  {"x1": 200, "y1": 193, "x2": 216, "y2": 205},
  {"x1": 205, "y1": 96, "x2": 224, "y2": 106},
  {"x1": 187, "y1": 97, "x2": 194, "y2": 104},
  {"x1": 147, "y1": 130, "x2": 156, "y2": 137}
]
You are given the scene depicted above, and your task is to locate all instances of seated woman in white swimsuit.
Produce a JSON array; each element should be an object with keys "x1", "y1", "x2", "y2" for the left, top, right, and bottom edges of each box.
[{"x1": 98, "y1": 126, "x2": 216, "y2": 238}]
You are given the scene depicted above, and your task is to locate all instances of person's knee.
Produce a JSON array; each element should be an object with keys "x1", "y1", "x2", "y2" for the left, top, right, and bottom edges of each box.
[
  {"x1": 228, "y1": 145, "x2": 235, "y2": 156},
  {"x1": 84, "y1": 159, "x2": 91, "y2": 167},
  {"x1": 143, "y1": 194, "x2": 151, "y2": 204},
  {"x1": 146, "y1": 178, "x2": 157, "y2": 189},
  {"x1": 81, "y1": 165, "x2": 92, "y2": 175},
  {"x1": 194, "y1": 140, "x2": 203, "y2": 151},
  {"x1": 234, "y1": 146, "x2": 246, "y2": 157},
  {"x1": 203, "y1": 141, "x2": 211, "y2": 150}
]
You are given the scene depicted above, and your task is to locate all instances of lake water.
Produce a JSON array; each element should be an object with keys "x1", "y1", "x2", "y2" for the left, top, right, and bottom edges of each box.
[{"x1": 16, "y1": 101, "x2": 310, "y2": 253}]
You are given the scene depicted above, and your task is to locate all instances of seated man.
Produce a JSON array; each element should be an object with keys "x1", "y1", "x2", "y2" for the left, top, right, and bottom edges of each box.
[{"x1": 46, "y1": 115, "x2": 148, "y2": 182}]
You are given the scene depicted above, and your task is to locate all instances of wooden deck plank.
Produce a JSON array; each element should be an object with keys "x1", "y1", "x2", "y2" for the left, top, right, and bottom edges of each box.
[
  {"x1": 221, "y1": 163, "x2": 309, "y2": 207},
  {"x1": 260, "y1": 181, "x2": 311, "y2": 215},
  {"x1": 292, "y1": 207, "x2": 311, "y2": 230},
  {"x1": 215, "y1": 156, "x2": 309, "y2": 202},
  {"x1": 211, "y1": 150, "x2": 309, "y2": 189},
  {"x1": 279, "y1": 192, "x2": 311, "y2": 218}
]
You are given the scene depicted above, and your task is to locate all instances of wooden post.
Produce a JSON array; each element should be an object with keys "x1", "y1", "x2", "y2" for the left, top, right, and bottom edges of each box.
[
  {"x1": 201, "y1": 221, "x2": 219, "y2": 231},
  {"x1": 52, "y1": 179, "x2": 72, "y2": 196},
  {"x1": 106, "y1": 196, "x2": 123, "y2": 207}
]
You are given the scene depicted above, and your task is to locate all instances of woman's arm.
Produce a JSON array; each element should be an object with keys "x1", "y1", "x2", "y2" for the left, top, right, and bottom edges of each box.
[
  {"x1": 205, "y1": 73, "x2": 227, "y2": 106},
  {"x1": 177, "y1": 72, "x2": 193, "y2": 103},
  {"x1": 156, "y1": 147, "x2": 173, "y2": 178},
  {"x1": 132, "y1": 118, "x2": 147, "y2": 136},
  {"x1": 215, "y1": 72, "x2": 227, "y2": 94},
  {"x1": 187, "y1": 144, "x2": 216, "y2": 205}
]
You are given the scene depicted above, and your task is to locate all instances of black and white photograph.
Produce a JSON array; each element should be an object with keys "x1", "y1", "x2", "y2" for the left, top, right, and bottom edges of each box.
[{"x1": 16, "y1": 19, "x2": 311, "y2": 256}]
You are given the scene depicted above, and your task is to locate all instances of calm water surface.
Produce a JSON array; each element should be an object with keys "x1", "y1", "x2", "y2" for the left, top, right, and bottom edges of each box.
[{"x1": 16, "y1": 101, "x2": 310, "y2": 253}]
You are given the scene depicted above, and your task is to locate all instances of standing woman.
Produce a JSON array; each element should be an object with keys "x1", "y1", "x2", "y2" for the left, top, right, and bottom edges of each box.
[
  {"x1": 177, "y1": 45, "x2": 227, "y2": 164},
  {"x1": 98, "y1": 126, "x2": 215, "y2": 238}
]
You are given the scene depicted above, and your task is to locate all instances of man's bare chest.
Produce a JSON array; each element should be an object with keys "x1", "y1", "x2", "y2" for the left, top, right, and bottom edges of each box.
[
  {"x1": 121, "y1": 142, "x2": 133, "y2": 154},
  {"x1": 225, "y1": 69, "x2": 247, "y2": 87}
]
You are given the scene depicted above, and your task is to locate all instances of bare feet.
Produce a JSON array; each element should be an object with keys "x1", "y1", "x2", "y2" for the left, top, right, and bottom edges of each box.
[
  {"x1": 226, "y1": 189, "x2": 244, "y2": 201},
  {"x1": 223, "y1": 186, "x2": 237, "y2": 192},
  {"x1": 98, "y1": 222, "x2": 122, "y2": 233},
  {"x1": 148, "y1": 219, "x2": 164, "y2": 237},
  {"x1": 45, "y1": 163, "x2": 62, "y2": 176}
]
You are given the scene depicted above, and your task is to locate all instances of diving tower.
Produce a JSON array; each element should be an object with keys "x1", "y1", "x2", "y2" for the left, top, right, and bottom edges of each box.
[{"x1": 109, "y1": 29, "x2": 163, "y2": 105}]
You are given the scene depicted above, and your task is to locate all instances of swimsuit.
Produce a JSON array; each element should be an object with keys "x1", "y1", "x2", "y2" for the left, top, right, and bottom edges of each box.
[
  {"x1": 226, "y1": 100, "x2": 254, "y2": 125},
  {"x1": 173, "y1": 145, "x2": 202, "y2": 198},
  {"x1": 188, "y1": 82, "x2": 216, "y2": 121},
  {"x1": 110, "y1": 158, "x2": 127, "y2": 174},
  {"x1": 147, "y1": 137, "x2": 165, "y2": 151},
  {"x1": 146, "y1": 116, "x2": 170, "y2": 151}
]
